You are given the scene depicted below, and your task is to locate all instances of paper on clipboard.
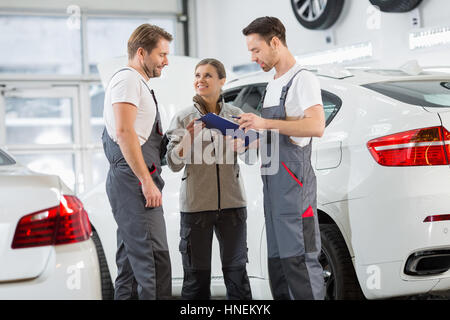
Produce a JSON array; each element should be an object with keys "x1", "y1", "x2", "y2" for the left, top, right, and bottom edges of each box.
[{"x1": 199, "y1": 113, "x2": 259, "y2": 147}]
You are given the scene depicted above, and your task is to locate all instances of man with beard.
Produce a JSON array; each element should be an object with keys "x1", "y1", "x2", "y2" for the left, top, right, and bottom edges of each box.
[
  {"x1": 238, "y1": 17, "x2": 325, "y2": 300},
  {"x1": 102, "y1": 24, "x2": 172, "y2": 300}
]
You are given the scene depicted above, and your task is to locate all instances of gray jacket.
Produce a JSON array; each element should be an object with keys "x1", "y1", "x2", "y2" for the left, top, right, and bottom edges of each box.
[{"x1": 166, "y1": 102, "x2": 249, "y2": 213}]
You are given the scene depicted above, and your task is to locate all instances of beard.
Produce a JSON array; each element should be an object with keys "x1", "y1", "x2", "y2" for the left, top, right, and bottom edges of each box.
[
  {"x1": 261, "y1": 63, "x2": 273, "y2": 72},
  {"x1": 260, "y1": 49, "x2": 277, "y2": 72},
  {"x1": 142, "y1": 60, "x2": 162, "y2": 78},
  {"x1": 258, "y1": 61, "x2": 273, "y2": 73}
]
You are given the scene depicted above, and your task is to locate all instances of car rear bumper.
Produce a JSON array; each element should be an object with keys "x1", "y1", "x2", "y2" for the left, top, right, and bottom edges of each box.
[
  {"x1": 346, "y1": 166, "x2": 450, "y2": 298},
  {"x1": 354, "y1": 259, "x2": 450, "y2": 299},
  {"x1": 0, "y1": 239, "x2": 102, "y2": 299}
]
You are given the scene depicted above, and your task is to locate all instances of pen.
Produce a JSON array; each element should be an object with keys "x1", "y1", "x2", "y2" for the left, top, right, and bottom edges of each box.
[{"x1": 228, "y1": 114, "x2": 241, "y2": 120}]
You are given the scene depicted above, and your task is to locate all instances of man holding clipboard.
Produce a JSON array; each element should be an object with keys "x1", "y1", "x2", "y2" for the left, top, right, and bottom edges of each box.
[{"x1": 239, "y1": 17, "x2": 326, "y2": 300}]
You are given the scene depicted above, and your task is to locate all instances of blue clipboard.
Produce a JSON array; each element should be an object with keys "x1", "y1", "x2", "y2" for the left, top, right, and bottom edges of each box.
[{"x1": 199, "y1": 113, "x2": 259, "y2": 147}]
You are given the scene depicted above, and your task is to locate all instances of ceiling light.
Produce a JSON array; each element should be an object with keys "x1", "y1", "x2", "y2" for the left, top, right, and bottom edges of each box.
[
  {"x1": 409, "y1": 26, "x2": 450, "y2": 50},
  {"x1": 295, "y1": 42, "x2": 373, "y2": 66}
]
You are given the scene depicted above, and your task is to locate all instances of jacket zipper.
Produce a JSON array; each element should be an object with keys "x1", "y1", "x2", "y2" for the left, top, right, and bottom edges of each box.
[
  {"x1": 216, "y1": 163, "x2": 221, "y2": 212},
  {"x1": 211, "y1": 134, "x2": 221, "y2": 213}
]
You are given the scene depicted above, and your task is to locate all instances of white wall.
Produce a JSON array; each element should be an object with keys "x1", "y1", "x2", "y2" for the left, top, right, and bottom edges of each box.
[{"x1": 194, "y1": 0, "x2": 450, "y2": 70}]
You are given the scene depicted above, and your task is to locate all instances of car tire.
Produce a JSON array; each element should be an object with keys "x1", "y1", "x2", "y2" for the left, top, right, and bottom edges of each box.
[
  {"x1": 91, "y1": 229, "x2": 114, "y2": 300},
  {"x1": 291, "y1": 0, "x2": 345, "y2": 30},
  {"x1": 319, "y1": 224, "x2": 365, "y2": 300},
  {"x1": 368, "y1": 0, "x2": 422, "y2": 12}
]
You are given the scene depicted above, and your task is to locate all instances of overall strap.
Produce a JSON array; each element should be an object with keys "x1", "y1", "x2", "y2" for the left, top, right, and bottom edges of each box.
[
  {"x1": 259, "y1": 68, "x2": 307, "y2": 111},
  {"x1": 110, "y1": 67, "x2": 159, "y2": 112},
  {"x1": 280, "y1": 68, "x2": 313, "y2": 147},
  {"x1": 258, "y1": 88, "x2": 267, "y2": 111},
  {"x1": 109, "y1": 67, "x2": 133, "y2": 84},
  {"x1": 140, "y1": 78, "x2": 159, "y2": 113},
  {"x1": 148, "y1": 87, "x2": 159, "y2": 112},
  {"x1": 279, "y1": 68, "x2": 307, "y2": 106}
]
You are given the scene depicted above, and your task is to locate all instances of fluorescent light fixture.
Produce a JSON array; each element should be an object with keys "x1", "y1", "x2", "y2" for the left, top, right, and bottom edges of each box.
[
  {"x1": 295, "y1": 42, "x2": 373, "y2": 66},
  {"x1": 409, "y1": 26, "x2": 450, "y2": 50},
  {"x1": 231, "y1": 42, "x2": 373, "y2": 75}
]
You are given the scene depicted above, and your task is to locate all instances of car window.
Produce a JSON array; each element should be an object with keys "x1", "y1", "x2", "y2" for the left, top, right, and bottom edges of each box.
[
  {"x1": 322, "y1": 90, "x2": 342, "y2": 126},
  {"x1": 223, "y1": 87, "x2": 243, "y2": 105},
  {"x1": 363, "y1": 80, "x2": 450, "y2": 108},
  {"x1": 0, "y1": 150, "x2": 16, "y2": 165},
  {"x1": 223, "y1": 84, "x2": 266, "y2": 115},
  {"x1": 224, "y1": 84, "x2": 342, "y2": 126}
]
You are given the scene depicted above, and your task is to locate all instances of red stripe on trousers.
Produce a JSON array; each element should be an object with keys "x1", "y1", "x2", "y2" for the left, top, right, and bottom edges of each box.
[{"x1": 281, "y1": 162, "x2": 303, "y2": 187}]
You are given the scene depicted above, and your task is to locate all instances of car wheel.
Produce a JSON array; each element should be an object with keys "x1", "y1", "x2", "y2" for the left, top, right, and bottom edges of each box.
[
  {"x1": 290, "y1": 0, "x2": 345, "y2": 30},
  {"x1": 91, "y1": 229, "x2": 114, "y2": 300},
  {"x1": 368, "y1": 0, "x2": 422, "y2": 12},
  {"x1": 319, "y1": 224, "x2": 365, "y2": 300}
]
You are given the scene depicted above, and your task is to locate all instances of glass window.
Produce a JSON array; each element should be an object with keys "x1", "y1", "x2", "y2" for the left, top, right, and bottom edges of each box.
[
  {"x1": 225, "y1": 84, "x2": 342, "y2": 126},
  {"x1": 0, "y1": 149, "x2": 15, "y2": 166},
  {"x1": 240, "y1": 86, "x2": 265, "y2": 115},
  {"x1": 90, "y1": 84, "x2": 105, "y2": 144},
  {"x1": 223, "y1": 84, "x2": 266, "y2": 115},
  {"x1": 87, "y1": 17, "x2": 176, "y2": 73},
  {"x1": 223, "y1": 87, "x2": 244, "y2": 104},
  {"x1": 0, "y1": 12, "x2": 182, "y2": 195},
  {"x1": 91, "y1": 151, "x2": 109, "y2": 188},
  {"x1": 321, "y1": 90, "x2": 342, "y2": 126},
  {"x1": 5, "y1": 97, "x2": 73, "y2": 145},
  {"x1": 13, "y1": 153, "x2": 76, "y2": 190},
  {"x1": 363, "y1": 81, "x2": 450, "y2": 108},
  {"x1": 0, "y1": 15, "x2": 81, "y2": 74},
  {"x1": 223, "y1": 84, "x2": 343, "y2": 124}
]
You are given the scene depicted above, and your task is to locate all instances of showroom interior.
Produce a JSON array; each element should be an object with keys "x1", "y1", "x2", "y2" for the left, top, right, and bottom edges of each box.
[
  {"x1": 1, "y1": 0, "x2": 450, "y2": 301},
  {"x1": 1, "y1": 0, "x2": 449, "y2": 195}
]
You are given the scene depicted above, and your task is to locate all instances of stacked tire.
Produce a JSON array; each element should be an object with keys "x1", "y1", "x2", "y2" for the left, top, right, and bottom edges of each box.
[
  {"x1": 291, "y1": 0, "x2": 423, "y2": 31},
  {"x1": 369, "y1": 0, "x2": 422, "y2": 12}
]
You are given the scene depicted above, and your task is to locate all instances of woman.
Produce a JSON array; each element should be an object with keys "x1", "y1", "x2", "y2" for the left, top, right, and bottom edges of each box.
[{"x1": 166, "y1": 58, "x2": 252, "y2": 300}]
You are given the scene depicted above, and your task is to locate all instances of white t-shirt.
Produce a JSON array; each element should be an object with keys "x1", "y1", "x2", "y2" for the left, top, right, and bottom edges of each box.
[
  {"x1": 103, "y1": 67, "x2": 157, "y2": 146},
  {"x1": 263, "y1": 63, "x2": 323, "y2": 147}
]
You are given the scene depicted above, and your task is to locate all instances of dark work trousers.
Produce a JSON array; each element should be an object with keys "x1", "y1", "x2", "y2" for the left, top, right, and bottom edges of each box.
[{"x1": 179, "y1": 208, "x2": 252, "y2": 300}]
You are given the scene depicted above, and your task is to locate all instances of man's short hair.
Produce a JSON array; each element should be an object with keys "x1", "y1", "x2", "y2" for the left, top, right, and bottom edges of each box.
[
  {"x1": 128, "y1": 24, "x2": 173, "y2": 59},
  {"x1": 242, "y1": 16, "x2": 287, "y2": 47}
]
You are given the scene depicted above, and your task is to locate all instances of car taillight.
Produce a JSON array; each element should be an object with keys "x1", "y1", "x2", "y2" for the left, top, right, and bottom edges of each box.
[
  {"x1": 423, "y1": 214, "x2": 450, "y2": 223},
  {"x1": 11, "y1": 195, "x2": 92, "y2": 249},
  {"x1": 367, "y1": 126, "x2": 450, "y2": 166}
]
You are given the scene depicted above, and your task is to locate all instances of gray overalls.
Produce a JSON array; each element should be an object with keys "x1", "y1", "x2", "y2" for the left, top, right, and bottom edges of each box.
[
  {"x1": 102, "y1": 68, "x2": 171, "y2": 300},
  {"x1": 261, "y1": 69, "x2": 324, "y2": 300}
]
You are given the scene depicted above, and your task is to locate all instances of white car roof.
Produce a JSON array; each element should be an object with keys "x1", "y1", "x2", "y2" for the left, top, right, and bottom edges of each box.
[{"x1": 224, "y1": 66, "x2": 450, "y2": 89}]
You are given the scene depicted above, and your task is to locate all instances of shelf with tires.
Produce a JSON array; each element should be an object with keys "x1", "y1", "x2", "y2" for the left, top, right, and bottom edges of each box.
[{"x1": 290, "y1": 0, "x2": 423, "y2": 30}]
